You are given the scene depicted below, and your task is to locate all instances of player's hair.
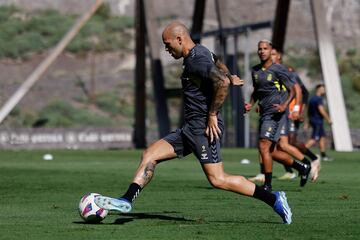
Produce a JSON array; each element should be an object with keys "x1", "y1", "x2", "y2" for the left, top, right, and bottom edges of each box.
[
  {"x1": 315, "y1": 83, "x2": 325, "y2": 89},
  {"x1": 258, "y1": 39, "x2": 273, "y2": 47},
  {"x1": 272, "y1": 45, "x2": 282, "y2": 54}
]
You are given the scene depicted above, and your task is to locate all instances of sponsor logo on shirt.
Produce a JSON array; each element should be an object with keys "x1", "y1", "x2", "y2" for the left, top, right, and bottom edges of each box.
[{"x1": 201, "y1": 145, "x2": 208, "y2": 160}]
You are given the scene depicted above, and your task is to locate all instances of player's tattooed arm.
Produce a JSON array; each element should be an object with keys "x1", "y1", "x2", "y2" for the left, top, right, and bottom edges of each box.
[
  {"x1": 208, "y1": 66, "x2": 230, "y2": 115},
  {"x1": 206, "y1": 66, "x2": 230, "y2": 142},
  {"x1": 215, "y1": 58, "x2": 244, "y2": 86},
  {"x1": 139, "y1": 162, "x2": 155, "y2": 188}
]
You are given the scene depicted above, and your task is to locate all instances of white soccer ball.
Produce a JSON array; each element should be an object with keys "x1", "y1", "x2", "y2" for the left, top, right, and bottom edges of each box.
[{"x1": 79, "y1": 193, "x2": 108, "y2": 223}]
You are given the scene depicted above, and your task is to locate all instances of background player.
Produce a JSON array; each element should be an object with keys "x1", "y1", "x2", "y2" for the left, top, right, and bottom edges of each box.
[
  {"x1": 245, "y1": 39, "x2": 310, "y2": 192},
  {"x1": 271, "y1": 47, "x2": 321, "y2": 182},
  {"x1": 305, "y1": 84, "x2": 333, "y2": 161}
]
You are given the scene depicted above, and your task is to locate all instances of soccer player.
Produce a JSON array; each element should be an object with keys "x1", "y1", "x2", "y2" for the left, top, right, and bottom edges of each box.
[
  {"x1": 245, "y1": 40, "x2": 310, "y2": 192},
  {"x1": 305, "y1": 84, "x2": 333, "y2": 161},
  {"x1": 271, "y1": 48, "x2": 320, "y2": 182},
  {"x1": 94, "y1": 21, "x2": 292, "y2": 224}
]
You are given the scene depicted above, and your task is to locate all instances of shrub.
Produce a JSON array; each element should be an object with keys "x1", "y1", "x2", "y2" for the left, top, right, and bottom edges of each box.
[
  {"x1": 352, "y1": 73, "x2": 360, "y2": 92},
  {"x1": 0, "y1": 6, "x2": 133, "y2": 59},
  {"x1": 38, "y1": 100, "x2": 113, "y2": 127}
]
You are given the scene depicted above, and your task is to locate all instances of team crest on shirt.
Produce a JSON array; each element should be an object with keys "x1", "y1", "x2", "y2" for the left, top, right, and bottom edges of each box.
[{"x1": 267, "y1": 74, "x2": 272, "y2": 81}]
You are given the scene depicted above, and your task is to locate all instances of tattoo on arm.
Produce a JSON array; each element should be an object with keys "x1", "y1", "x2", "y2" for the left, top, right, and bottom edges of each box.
[
  {"x1": 209, "y1": 66, "x2": 230, "y2": 114},
  {"x1": 140, "y1": 162, "x2": 155, "y2": 188}
]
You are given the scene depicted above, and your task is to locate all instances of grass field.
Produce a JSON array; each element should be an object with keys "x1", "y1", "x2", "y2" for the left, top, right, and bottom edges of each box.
[{"x1": 0, "y1": 149, "x2": 359, "y2": 240}]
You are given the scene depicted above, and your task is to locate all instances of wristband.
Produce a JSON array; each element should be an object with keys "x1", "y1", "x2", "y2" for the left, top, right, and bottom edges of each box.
[{"x1": 293, "y1": 105, "x2": 300, "y2": 112}]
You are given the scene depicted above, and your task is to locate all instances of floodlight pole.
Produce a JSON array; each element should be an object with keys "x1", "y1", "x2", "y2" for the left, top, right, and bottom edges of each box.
[
  {"x1": 310, "y1": 0, "x2": 353, "y2": 151},
  {"x1": 272, "y1": 0, "x2": 291, "y2": 52},
  {"x1": 0, "y1": 0, "x2": 105, "y2": 124}
]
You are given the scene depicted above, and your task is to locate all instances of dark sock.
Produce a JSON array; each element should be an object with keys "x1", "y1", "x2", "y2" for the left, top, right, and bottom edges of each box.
[
  {"x1": 291, "y1": 158, "x2": 310, "y2": 172},
  {"x1": 284, "y1": 165, "x2": 293, "y2": 173},
  {"x1": 260, "y1": 163, "x2": 265, "y2": 174},
  {"x1": 321, "y1": 152, "x2": 327, "y2": 158},
  {"x1": 264, "y1": 172, "x2": 272, "y2": 187},
  {"x1": 121, "y1": 183, "x2": 142, "y2": 203},
  {"x1": 253, "y1": 185, "x2": 276, "y2": 207},
  {"x1": 304, "y1": 148, "x2": 318, "y2": 161}
]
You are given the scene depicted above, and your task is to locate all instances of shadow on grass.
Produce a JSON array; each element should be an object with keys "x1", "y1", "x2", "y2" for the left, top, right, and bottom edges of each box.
[
  {"x1": 112, "y1": 212, "x2": 195, "y2": 225},
  {"x1": 73, "y1": 212, "x2": 193, "y2": 225},
  {"x1": 73, "y1": 221, "x2": 106, "y2": 225},
  {"x1": 73, "y1": 213, "x2": 283, "y2": 225}
]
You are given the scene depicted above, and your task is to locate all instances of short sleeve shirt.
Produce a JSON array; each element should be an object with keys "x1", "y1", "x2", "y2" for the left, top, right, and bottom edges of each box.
[
  {"x1": 181, "y1": 44, "x2": 223, "y2": 132},
  {"x1": 251, "y1": 63, "x2": 293, "y2": 115},
  {"x1": 308, "y1": 96, "x2": 324, "y2": 124}
]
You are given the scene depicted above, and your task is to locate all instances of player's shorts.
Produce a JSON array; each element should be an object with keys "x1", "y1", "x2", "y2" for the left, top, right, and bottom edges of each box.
[
  {"x1": 163, "y1": 124, "x2": 222, "y2": 164},
  {"x1": 310, "y1": 122, "x2": 325, "y2": 141},
  {"x1": 280, "y1": 113, "x2": 289, "y2": 136},
  {"x1": 259, "y1": 112, "x2": 285, "y2": 142},
  {"x1": 288, "y1": 120, "x2": 300, "y2": 134}
]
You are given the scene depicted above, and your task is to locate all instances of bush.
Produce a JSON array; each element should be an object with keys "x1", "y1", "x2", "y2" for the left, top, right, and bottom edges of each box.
[
  {"x1": 0, "y1": 5, "x2": 19, "y2": 23},
  {"x1": 352, "y1": 73, "x2": 360, "y2": 92},
  {"x1": 38, "y1": 100, "x2": 113, "y2": 127},
  {"x1": 94, "y1": 92, "x2": 133, "y2": 117},
  {"x1": 0, "y1": 6, "x2": 134, "y2": 59}
]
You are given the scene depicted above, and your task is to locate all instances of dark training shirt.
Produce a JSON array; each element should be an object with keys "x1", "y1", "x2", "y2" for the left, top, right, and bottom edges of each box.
[
  {"x1": 308, "y1": 95, "x2": 324, "y2": 124},
  {"x1": 292, "y1": 71, "x2": 309, "y2": 104},
  {"x1": 181, "y1": 44, "x2": 224, "y2": 132},
  {"x1": 251, "y1": 63, "x2": 293, "y2": 115}
]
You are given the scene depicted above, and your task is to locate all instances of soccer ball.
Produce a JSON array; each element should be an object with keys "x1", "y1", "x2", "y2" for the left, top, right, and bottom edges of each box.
[{"x1": 79, "y1": 193, "x2": 108, "y2": 223}]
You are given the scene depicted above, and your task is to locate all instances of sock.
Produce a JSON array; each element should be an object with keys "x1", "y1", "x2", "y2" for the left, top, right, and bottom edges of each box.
[
  {"x1": 304, "y1": 148, "x2": 318, "y2": 161},
  {"x1": 260, "y1": 163, "x2": 265, "y2": 174},
  {"x1": 120, "y1": 183, "x2": 142, "y2": 203},
  {"x1": 253, "y1": 185, "x2": 276, "y2": 207},
  {"x1": 321, "y1": 152, "x2": 327, "y2": 158},
  {"x1": 264, "y1": 172, "x2": 272, "y2": 187},
  {"x1": 283, "y1": 165, "x2": 293, "y2": 173},
  {"x1": 291, "y1": 158, "x2": 310, "y2": 172}
]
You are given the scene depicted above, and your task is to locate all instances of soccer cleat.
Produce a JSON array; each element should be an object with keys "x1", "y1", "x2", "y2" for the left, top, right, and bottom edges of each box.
[
  {"x1": 94, "y1": 195, "x2": 132, "y2": 213},
  {"x1": 310, "y1": 158, "x2": 321, "y2": 182},
  {"x1": 273, "y1": 191, "x2": 292, "y2": 224},
  {"x1": 300, "y1": 162, "x2": 311, "y2": 187},
  {"x1": 248, "y1": 173, "x2": 265, "y2": 183},
  {"x1": 322, "y1": 156, "x2": 333, "y2": 162},
  {"x1": 278, "y1": 172, "x2": 297, "y2": 180}
]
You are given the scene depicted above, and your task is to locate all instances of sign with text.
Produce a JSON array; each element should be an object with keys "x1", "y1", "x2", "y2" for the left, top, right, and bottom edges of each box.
[{"x1": 0, "y1": 128, "x2": 133, "y2": 149}]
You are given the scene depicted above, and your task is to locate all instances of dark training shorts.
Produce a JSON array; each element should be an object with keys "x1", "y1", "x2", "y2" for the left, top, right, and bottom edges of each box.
[
  {"x1": 259, "y1": 112, "x2": 285, "y2": 142},
  {"x1": 288, "y1": 119, "x2": 301, "y2": 134},
  {"x1": 280, "y1": 113, "x2": 289, "y2": 136},
  {"x1": 310, "y1": 122, "x2": 326, "y2": 141},
  {"x1": 163, "y1": 125, "x2": 222, "y2": 164}
]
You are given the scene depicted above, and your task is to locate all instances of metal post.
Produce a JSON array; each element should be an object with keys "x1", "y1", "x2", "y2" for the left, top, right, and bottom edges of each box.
[
  {"x1": 243, "y1": 29, "x2": 252, "y2": 148},
  {"x1": 191, "y1": 0, "x2": 207, "y2": 43},
  {"x1": 143, "y1": 0, "x2": 170, "y2": 138},
  {"x1": 134, "y1": 0, "x2": 147, "y2": 148},
  {"x1": 272, "y1": 0, "x2": 291, "y2": 52}
]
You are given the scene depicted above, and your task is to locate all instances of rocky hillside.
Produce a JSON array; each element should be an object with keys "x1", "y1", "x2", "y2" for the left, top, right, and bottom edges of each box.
[
  {"x1": 0, "y1": 0, "x2": 359, "y2": 131},
  {"x1": 0, "y1": 0, "x2": 358, "y2": 50}
]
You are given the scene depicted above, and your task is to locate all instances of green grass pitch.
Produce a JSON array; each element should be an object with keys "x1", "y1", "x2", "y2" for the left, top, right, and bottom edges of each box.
[{"x1": 0, "y1": 149, "x2": 359, "y2": 239}]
